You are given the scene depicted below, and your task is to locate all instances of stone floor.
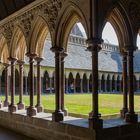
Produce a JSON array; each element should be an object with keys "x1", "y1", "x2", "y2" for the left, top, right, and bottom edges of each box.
[{"x1": 0, "y1": 127, "x2": 35, "y2": 140}]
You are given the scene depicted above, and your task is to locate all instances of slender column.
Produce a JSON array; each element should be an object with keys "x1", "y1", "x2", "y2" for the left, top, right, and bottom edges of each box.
[
  {"x1": 125, "y1": 49, "x2": 138, "y2": 123},
  {"x1": 8, "y1": 57, "x2": 17, "y2": 113},
  {"x1": 87, "y1": 38, "x2": 103, "y2": 129},
  {"x1": 110, "y1": 80, "x2": 112, "y2": 92},
  {"x1": 80, "y1": 79, "x2": 83, "y2": 93},
  {"x1": 24, "y1": 76, "x2": 28, "y2": 95},
  {"x1": 61, "y1": 52, "x2": 68, "y2": 116},
  {"x1": 17, "y1": 60, "x2": 25, "y2": 110},
  {"x1": 66, "y1": 78, "x2": 68, "y2": 93},
  {"x1": 0, "y1": 74, "x2": 2, "y2": 108},
  {"x1": 120, "y1": 52, "x2": 128, "y2": 118},
  {"x1": 3, "y1": 64, "x2": 9, "y2": 107},
  {"x1": 51, "y1": 47, "x2": 64, "y2": 122},
  {"x1": 87, "y1": 79, "x2": 90, "y2": 93},
  {"x1": 73, "y1": 79, "x2": 76, "y2": 93},
  {"x1": 137, "y1": 80, "x2": 139, "y2": 92},
  {"x1": 35, "y1": 57, "x2": 43, "y2": 113},
  {"x1": 26, "y1": 53, "x2": 37, "y2": 117},
  {"x1": 98, "y1": 79, "x2": 102, "y2": 93},
  {"x1": 49, "y1": 77, "x2": 52, "y2": 93}
]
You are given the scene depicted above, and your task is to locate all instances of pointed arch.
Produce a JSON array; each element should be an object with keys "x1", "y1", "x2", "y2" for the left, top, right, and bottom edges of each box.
[
  {"x1": 56, "y1": 3, "x2": 88, "y2": 50},
  {"x1": 29, "y1": 16, "x2": 52, "y2": 57},
  {"x1": 10, "y1": 26, "x2": 27, "y2": 60},
  {"x1": 0, "y1": 34, "x2": 9, "y2": 63}
]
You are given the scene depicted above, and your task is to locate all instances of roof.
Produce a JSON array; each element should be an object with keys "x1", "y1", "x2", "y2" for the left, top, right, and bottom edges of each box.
[{"x1": 0, "y1": 0, "x2": 34, "y2": 20}]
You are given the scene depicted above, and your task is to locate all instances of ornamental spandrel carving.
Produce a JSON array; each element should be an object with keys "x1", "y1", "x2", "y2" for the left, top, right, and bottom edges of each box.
[
  {"x1": 44, "y1": 0, "x2": 63, "y2": 31},
  {"x1": 2, "y1": 23, "x2": 14, "y2": 45},
  {"x1": 20, "y1": 13, "x2": 34, "y2": 37}
]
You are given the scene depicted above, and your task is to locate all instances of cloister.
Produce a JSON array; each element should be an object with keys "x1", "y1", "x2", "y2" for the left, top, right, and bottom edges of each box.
[{"x1": 0, "y1": 0, "x2": 140, "y2": 140}]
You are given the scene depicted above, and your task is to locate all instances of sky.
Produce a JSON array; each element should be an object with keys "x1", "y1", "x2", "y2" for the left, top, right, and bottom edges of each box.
[{"x1": 78, "y1": 22, "x2": 140, "y2": 49}]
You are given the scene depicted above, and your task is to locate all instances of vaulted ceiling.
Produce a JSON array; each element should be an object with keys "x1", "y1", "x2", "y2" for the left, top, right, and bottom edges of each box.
[{"x1": 0, "y1": 0, "x2": 35, "y2": 20}]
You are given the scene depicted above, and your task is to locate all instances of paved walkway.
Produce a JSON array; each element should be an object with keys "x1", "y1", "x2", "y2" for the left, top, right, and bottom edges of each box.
[{"x1": 0, "y1": 127, "x2": 35, "y2": 140}]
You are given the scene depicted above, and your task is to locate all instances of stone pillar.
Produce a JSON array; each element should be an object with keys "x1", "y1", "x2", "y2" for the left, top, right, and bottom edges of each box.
[
  {"x1": 51, "y1": 47, "x2": 64, "y2": 122},
  {"x1": 120, "y1": 52, "x2": 128, "y2": 118},
  {"x1": 0, "y1": 74, "x2": 2, "y2": 108},
  {"x1": 87, "y1": 79, "x2": 90, "y2": 93},
  {"x1": 110, "y1": 80, "x2": 112, "y2": 92},
  {"x1": 61, "y1": 52, "x2": 68, "y2": 116},
  {"x1": 49, "y1": 77, "x2": 52, "y2": 93},
  {"x1": 8, "y1": 57, "x2": 17, "y2": 113},
  {"x1": 80, "y1": 79, "x2": 83, "y2": 93},
  {"x1": 98, "y1": 79, "x2": 102, "y2": 93},
  {"x1": 137, "y1": 80, "x2": 139, "y2": 92},
  {"x1": 3, "y1": 64, "x2": 9, "y2": 107},
  {"x1": 73, "y1": 79, "x2": 76, "y2": 93},
  {"x1": 35, "y1": 57, "x2": 43, "y2": 113},
  {"x1": 24, "y1": 76, "x2": 28, "y2": 95},
  {"x1": 87, "y1": 38, "x2": 103, "y2": 129},
  {"x1": 125, "y1": 49, "x2": 138, "y2": 123},
  {"x1": 26, "y1": 53, "x2": 37, "y2": 117},
  {"x1": 65, "y1": 78, "x2": 69, "y2": 93},
  {"x1": 17, "y1": 60, "x2": 25, "y2": 110}
]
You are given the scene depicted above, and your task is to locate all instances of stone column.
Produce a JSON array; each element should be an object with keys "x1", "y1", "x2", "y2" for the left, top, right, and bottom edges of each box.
[
  {"x1": 87, "y1": 38, "x2": 103, "y2": 129},
  {"x1": 17, "y1": 60, "x2": 25, "y2": 110},
  {"x1": 26, "y1": 53, "x2": 37, "y2": 117},
  {"x1": 137, "y1": 80, "x2": 139, "y2": 92},
  {"x1": 8, "y1": 57, "x2": 17, "y2": 113},
  {"x1": 120, "y1": 52, "x2": 128, "y2": 118},
  {"x1": 80, "y1": 79, "x2": 83, "y2": 93},
  {"x1": 35, "y1": 57, "x2": 43, "y2": 113},
  {"x1": 0, "y1": 74, "x2": 2, "y2": 108},
  {"x1": 87, "y1": 79, "x2": 90, "y2": 93},
  {"x1": 24, "y1": 76, "x2": 28, "y2": 95},
  {"x1": 3, "y1": 64, "x2": 9, "y2": 107},
  {"x1": 65, "y1": 78, "x2": 68, "y2": 93},
  {"x1": 98, "y1": 79, "x2": 101, "y2": 93},
  {"x1": 51, "y1": 47, "x2": 64, "y2": 122},
  {"x1": 125, "y1": 49, "x2": 138, "y2": 123},
  {"x1": 61, "y1": 52, "x2": 68, "y2": 116},
  {"x1": 49, "y1": 77, "x2": 52, "y2": 93},
  {"x1": 73, "y1": 79, "x2": 76, "y2": 93},
  {"x1": 110, "y1": 80, "x2": 112, "y2": 92}
]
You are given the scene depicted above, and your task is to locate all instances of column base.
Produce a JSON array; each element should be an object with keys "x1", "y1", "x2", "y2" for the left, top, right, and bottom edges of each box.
[
  {"x1": 17, "y1": 102, "x2": 25, "y2": 110},
  {"x1": 120, "y1": 108, "x2": 128, "y2": 118},
  {"x1": 125, "y1": 112, "x2": 138, "y2": 123},
  {"x1": 8, "y1": 104, "x2": 17, "y2": 113},
  {"x1": 27, "y1": 106, "x2": 37, "y2": 117},
  {"x1": 35, "y1": 105, "x2": 43, "y2": 113},
  {"x1": 52, "y1": 111, "x2": 64, "y2": 122},
  {"x1": 89, "y1": 117, "x2": 103, "y2": 129},
  {"x1": 62, "y1": 108, "x2": 68, "y2": 116},
  {"x1": 4, "y1": 100, "x2": 9, "y2": 107}
]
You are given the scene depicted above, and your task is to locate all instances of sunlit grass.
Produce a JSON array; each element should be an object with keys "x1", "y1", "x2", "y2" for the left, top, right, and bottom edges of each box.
[{"x1": 2, "y1": 93, "x2": 140, "y2": 115}]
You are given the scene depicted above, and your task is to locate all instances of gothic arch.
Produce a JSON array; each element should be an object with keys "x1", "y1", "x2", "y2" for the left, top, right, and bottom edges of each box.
[
  {"x1": 0, "y1": 35, "x2": 9, "y2": 63},
  {"x1": 55, "y1": 3, "x2": 88, "y2": 50},
  {"x1": 29, "y1": 16, "x2": 52, "y2": 57},
  {"x1": 10, "y1": 26, "x2": 27, "y2": 60}
]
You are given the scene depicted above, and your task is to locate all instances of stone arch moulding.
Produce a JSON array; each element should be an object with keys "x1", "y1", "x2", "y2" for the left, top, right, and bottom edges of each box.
[
  {"x1": 55, "y1": 2, "x2": 88, "y2": 51},
  {"x1": 10, "y1": 26, "x2": 27, "y2": 60},
  {"x1": 28, "y1": 16, "x2": 54, "y2": 57}
]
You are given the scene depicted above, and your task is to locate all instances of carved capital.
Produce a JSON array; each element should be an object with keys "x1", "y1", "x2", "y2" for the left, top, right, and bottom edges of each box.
[{"x1": 51, "y1": 47, "x2": 64, "y2": 53}]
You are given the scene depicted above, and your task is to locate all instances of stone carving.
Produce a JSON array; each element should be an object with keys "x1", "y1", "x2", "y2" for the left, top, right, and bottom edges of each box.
[
  {"x1": 44, "y1": 0, "x2": 63, "y2": 30},
  {"x1": 2, "y1": 22, "x2": 14, "y2": 45}
]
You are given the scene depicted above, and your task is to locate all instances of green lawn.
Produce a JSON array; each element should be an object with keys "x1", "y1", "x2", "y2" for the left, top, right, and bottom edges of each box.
[{"x1": 2, "y1": 94, "x2": 140, "y2": 115}]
